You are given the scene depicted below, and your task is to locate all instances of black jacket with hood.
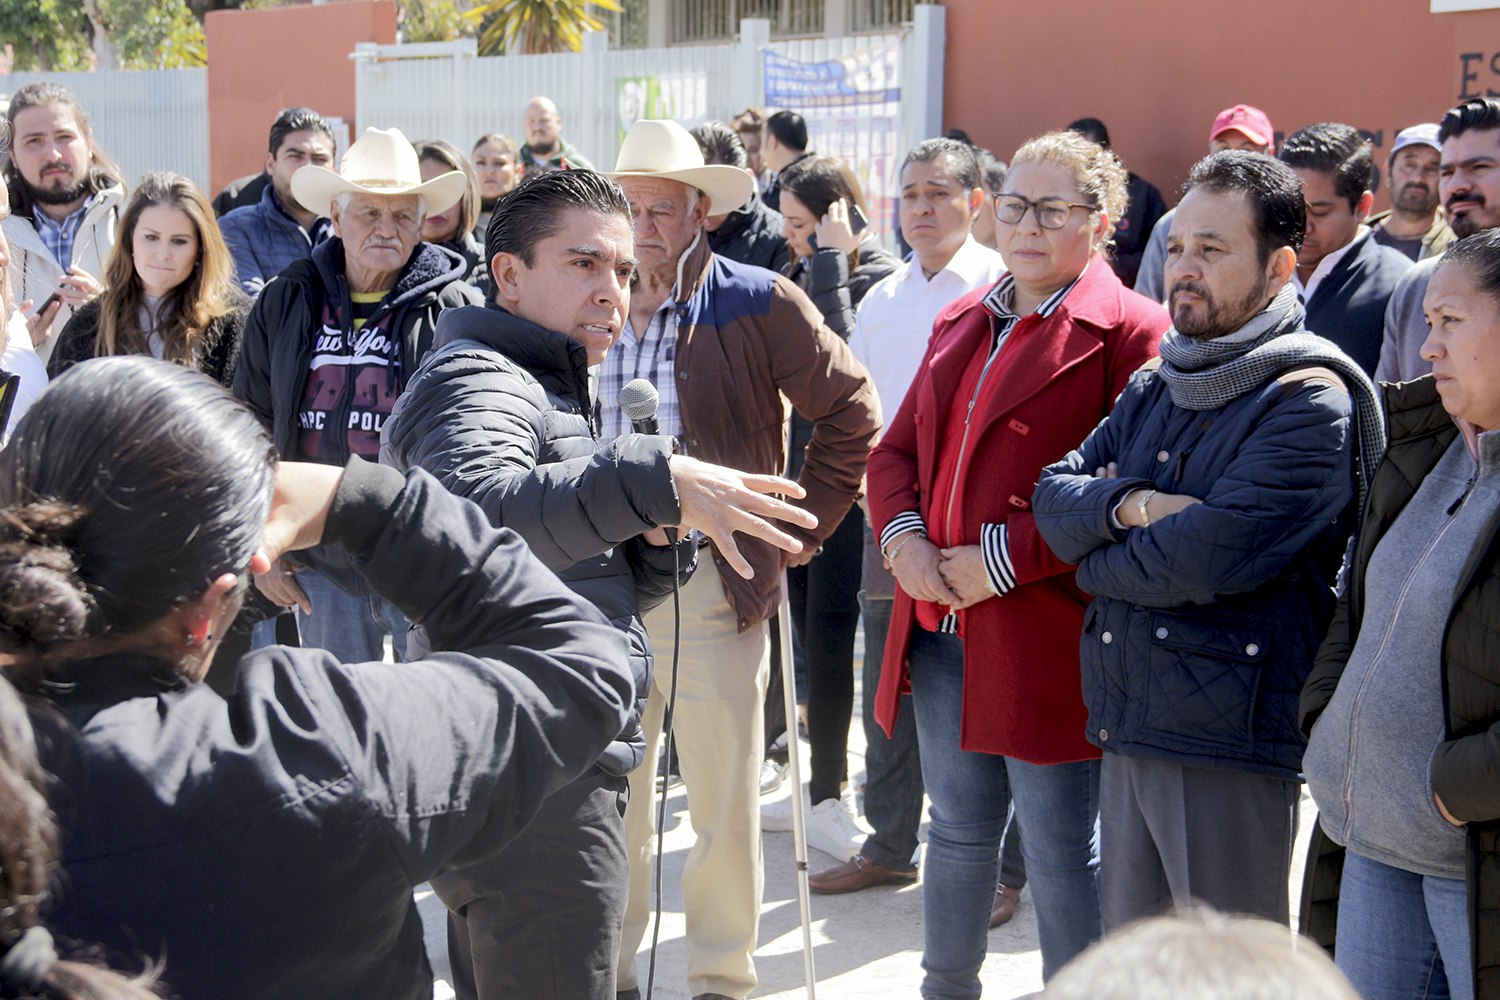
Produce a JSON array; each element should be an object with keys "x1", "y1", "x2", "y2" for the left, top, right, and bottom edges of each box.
[
  {"x1": 707, "y1": 191, "x2": 791, "y2": 275},
  {"x1": 234, "y1": 238, "x2": 480, "y2": 594},
  {"x1": 233, "y1": 237, "x2": 481, "y2": 459}
]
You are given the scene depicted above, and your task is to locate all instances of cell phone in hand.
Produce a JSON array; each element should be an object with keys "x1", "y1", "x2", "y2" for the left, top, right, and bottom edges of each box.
[
  {"x1": 30, "y1": 291, "x2": 61, "y2": 317},
  {"x1": 809, "y1": 200, "x2": 870, "y2": 253},
  {"x1": 849, "y1": 203, "x2": 869, "y2": 234}
]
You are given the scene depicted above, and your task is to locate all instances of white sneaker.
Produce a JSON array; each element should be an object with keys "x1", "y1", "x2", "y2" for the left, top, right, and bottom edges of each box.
[
  {"x1": 805, "y1": 791, "x2": 870, "y2": 863},
  {"x1": 761, "y1": 790, "x2": 802, "y2": 832}
]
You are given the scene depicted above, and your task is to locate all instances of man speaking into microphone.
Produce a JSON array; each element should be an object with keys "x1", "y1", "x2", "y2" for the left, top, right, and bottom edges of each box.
[{"x1": 380, "y1": 168, "x2": 817, "y2": 1000}]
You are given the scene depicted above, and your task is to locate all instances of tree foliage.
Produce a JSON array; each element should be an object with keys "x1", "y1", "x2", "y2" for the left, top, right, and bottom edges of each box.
[
  {"x1": 100, "y1": 0, "x2": 209, "y2": 68},
  {"x1": 0, "y1": 0, "x2": 617, "y2": 72},
  {"x1": 466, "y1": 0, "x2": 622, "y2": 55},
  {"x1": 0, "y1": 0, "x2": 94, "y2": 72},
  {"x1": 0, "y1": 0, "x2": 205, "y2": 71},
  {"x1": 400, "y1": 0, "x2": 473, "y2": 43}
]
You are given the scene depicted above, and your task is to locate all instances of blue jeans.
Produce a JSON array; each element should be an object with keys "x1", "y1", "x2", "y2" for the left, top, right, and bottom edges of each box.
[
  {"x1": 907, "y1": 627, "x2": 1100, "y2": 996},
  {"x1": 294, "y1": 568, "x2": 410, "y2": 663},
  {"x1": 858, "y1": 593, "x2": 925, "y2": 870},
  {"x1": 1336, "y1": 849, "x2": 1470, "y2": 1000}
]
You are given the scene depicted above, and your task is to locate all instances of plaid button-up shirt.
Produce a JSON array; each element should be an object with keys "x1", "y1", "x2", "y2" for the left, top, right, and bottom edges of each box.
[
  {"x1": 34, "y1": 196, "x2": 93, "y2": 271},
  {"x1": 597, "y1": 296, "x2": 683, "y2": 445}
]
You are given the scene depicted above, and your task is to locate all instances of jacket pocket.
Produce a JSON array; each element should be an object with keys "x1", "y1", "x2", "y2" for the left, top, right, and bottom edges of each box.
[{"x1": 1143, "y1": 610, "x2": 1268, "y2": 748}]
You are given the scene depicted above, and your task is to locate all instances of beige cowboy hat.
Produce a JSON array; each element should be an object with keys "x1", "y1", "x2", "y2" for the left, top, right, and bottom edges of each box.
[
  {"x1": 291, "y1": 126, "x2": 468, "y2": 219},
  {"x1": 607, "y1": 119, "x2": 755, "y2": 215}
]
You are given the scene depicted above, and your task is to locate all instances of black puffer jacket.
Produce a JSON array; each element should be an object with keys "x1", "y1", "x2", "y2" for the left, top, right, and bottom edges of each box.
[
  {"x1": 708, "y1": 191, "x2": 791, "y2": 275},
  {"x1": 381, "y1": 302, "x2": 695, "y2": 775},
  {"x1": 50, "y1": 290, "x2": 250, "y2": 387},
  {"x1": 1300, "y1": 376, "x2": 1500, "y2": 998},
  {"x1": 785, "y1": 232, "x2": 899, "y2": 477}
]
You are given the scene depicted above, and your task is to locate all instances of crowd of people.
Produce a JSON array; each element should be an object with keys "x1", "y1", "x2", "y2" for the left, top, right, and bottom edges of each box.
[{"x1": 0, "y1": 72, "x2": 1498, "y2": 1000}]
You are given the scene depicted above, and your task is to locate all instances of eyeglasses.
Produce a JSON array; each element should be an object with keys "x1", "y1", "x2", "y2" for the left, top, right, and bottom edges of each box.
[{"x1": 993, "y1": 194, "x2": 1095, "y2": 230}]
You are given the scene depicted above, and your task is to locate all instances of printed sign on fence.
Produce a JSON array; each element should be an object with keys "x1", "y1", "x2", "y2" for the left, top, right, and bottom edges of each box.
[{"x1": 764, "y1": 45, "x2": 902, "y2": 245}]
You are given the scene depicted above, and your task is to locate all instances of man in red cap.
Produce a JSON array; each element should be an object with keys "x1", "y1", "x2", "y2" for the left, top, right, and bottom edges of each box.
[{"x1": 1134, "y1": 104, "x2": 1275, "y2": 303}]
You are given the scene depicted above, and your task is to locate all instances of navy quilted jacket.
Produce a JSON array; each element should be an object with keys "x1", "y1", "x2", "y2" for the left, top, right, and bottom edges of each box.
[
  {"x1": 1033, "y1": 362, "x2": 1356, "y2": 778},
  {"x1": 220, "y1": 183, "x2": 327, "y2": 297}
]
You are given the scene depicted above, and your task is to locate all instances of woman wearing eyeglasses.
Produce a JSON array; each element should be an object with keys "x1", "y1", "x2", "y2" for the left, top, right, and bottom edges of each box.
[{"x1": 866, "y1": 130, "x2": 1167, "y2": 997}]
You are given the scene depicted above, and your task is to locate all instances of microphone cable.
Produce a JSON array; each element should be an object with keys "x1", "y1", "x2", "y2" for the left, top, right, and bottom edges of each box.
[{"x1": 644, "y1": 526, "x2": 681, "y2": 1000}]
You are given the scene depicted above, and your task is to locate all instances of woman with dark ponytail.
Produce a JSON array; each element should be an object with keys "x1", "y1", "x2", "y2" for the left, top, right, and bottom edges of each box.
[
  {"x1": 0, "y1": 357, "x2": 634, "y2": 1000},
  {"x1": 0, "y1": 676, "x2": 160, "y2": 1000}
]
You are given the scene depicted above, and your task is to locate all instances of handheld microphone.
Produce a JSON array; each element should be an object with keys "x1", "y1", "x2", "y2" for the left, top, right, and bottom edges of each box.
[{"x1": 620, "y1": 378, "x2": 660, "y2": 435}]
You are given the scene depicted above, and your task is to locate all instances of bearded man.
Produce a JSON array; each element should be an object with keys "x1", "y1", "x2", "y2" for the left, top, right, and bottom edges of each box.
[
  {"x1": 1033, "y1": 150, "x2": 1385, "y2": 932},
  {"x1": 1, "y1": 82, "x2": 124, "y2": 361}
]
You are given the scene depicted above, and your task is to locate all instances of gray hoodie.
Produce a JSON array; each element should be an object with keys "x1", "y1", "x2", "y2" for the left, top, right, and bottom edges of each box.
[{"x1": 1304, "y1": 427, "x2": 1500, "y2": 877}]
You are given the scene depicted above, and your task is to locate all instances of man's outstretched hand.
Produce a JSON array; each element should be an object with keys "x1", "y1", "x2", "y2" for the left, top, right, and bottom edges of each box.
[{"x1": 668, "y1": 455, "x2": 819, "y2": 579}]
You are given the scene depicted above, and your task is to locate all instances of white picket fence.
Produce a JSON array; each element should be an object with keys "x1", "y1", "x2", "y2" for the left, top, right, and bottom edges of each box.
[{"x1": 0, "y1": 68, "x2": 210, "y2": 192}]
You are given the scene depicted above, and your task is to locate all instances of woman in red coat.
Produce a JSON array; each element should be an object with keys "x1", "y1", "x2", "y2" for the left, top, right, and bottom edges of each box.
[{"x1": 867, "y1": 130, "x2": 1166, "y2": 996}]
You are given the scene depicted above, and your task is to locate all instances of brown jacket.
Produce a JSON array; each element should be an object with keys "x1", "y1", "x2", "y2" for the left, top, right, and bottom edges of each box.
[{"x1": 672, "y1": 234, "x2": 879, "y2": 630}]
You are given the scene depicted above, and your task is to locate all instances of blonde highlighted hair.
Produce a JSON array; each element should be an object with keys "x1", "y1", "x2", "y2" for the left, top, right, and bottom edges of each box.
[{"x1": 1010, "y1": 130, "x2": 1129, "y2": 250}]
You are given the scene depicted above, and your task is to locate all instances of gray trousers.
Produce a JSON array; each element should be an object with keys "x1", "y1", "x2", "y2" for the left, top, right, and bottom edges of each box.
[{"x1": 1099, "y1": 752, "x2": 1299, "y2": 931}]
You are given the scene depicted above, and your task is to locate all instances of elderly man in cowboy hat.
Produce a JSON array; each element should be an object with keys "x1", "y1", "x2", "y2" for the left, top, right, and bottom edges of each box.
[
  {"x1": 600, "y1": 119, "x2": 879, "y2": 1000},
  {"x1": 234, "y1": 126, "x2": 482, "y2": 662}
]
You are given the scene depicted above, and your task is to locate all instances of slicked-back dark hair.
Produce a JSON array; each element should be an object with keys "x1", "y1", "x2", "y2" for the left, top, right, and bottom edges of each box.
[
  {"x1": 1439, "y1": 98, "x2": 1500, "y2": 144},
  {"x1": 900, "y1": 137, "x2": 981, "y2": 191},
  {"x1": 765, "y1": 110, "x2": 808, "y2": 153},
  {"x1": 690, "y1": 121, "x2": 748, "y2": 170},
  {"x1": 1438, "y1": 227, "x2": 1500, "y2": 308},
  {"x1": 1184, "y1": 150, "x2": 1305, "y2": 263},
  {"x1": 1067, "y1": 117, "x2": 1111, "y2": 149},
  {"x1": 268, "y1": 106, "x2": 334, "y2": 157},
  {"x1": 976, "y1": 148, "x2": 1008, "y2": 195},
  {"x1": 1277, "y1": 122, "x2": 1372, "y2": 211},
  {"x1": 485, "y1": 168, "x2": 632, "y2": 277}
]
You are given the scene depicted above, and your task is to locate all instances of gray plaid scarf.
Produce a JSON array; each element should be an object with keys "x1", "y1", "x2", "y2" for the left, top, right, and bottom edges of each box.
[{"x1": 1157, "y1": 283, "x2": 1386, "y2": 511}]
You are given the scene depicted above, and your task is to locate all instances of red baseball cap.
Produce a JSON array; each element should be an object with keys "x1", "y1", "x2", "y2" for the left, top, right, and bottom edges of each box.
[{"x1": 1210, "y1": 104, "x2": 1274, "y2": 148}]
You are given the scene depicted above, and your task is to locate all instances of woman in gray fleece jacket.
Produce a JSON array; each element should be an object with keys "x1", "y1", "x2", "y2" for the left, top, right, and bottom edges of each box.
[{"x1": 1301, "y1": 229, "x2": 1500, "y2": 1000}]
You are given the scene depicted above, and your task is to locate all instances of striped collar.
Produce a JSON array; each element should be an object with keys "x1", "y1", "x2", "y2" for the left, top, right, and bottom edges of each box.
[{"x1": 981, "y1": 264, "x2": 1087, "y2": 323}]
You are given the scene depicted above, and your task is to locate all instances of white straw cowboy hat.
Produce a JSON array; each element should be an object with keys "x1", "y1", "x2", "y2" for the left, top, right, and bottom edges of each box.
[
  {"x1": 291, "y1": 126, "x2": 468, "y2": 219},
  {"x1": 607, "y1": 119, "x2": 755, "y2": 215}
]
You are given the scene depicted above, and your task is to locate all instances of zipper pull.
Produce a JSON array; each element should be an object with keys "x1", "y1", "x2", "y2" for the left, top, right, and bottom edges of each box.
[{"x1": 1448, "y1": 470, "x2": 1479, "y2": 516}]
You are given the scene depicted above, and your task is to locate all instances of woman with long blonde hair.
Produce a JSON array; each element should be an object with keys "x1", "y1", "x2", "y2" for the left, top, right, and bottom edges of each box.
[{"x1": 49, "y1": 171, "x2": 247, "y2": 386}]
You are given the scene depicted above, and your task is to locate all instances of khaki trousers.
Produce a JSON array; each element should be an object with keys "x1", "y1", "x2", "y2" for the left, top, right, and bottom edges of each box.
[{"x1": 617, "y1": 559, "x2": 769, "y2": 999}]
